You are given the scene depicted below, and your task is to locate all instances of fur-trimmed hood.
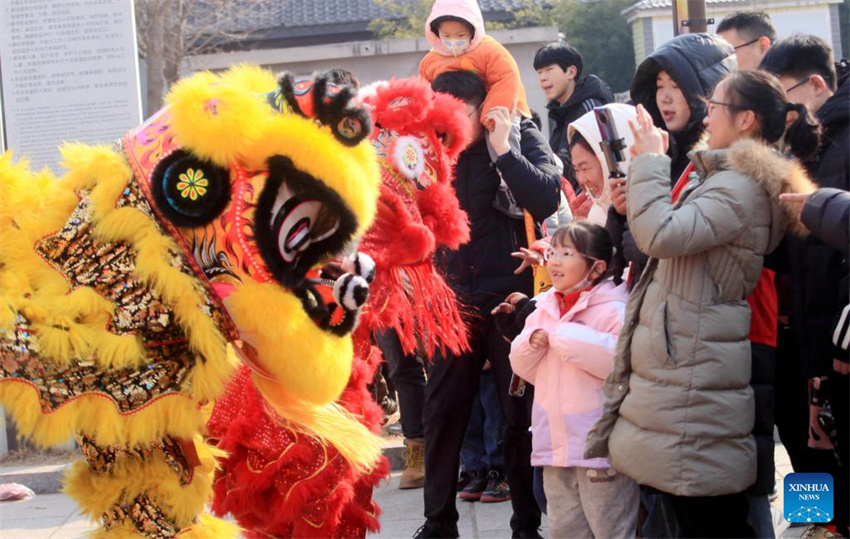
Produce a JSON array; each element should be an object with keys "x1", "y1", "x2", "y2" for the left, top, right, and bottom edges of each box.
[{"x1": 690, "y1": 138, "x2": 816, "y2": 247}]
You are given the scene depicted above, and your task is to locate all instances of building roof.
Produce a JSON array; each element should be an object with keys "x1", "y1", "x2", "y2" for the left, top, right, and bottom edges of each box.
[
  {"x1": 623, "y1": 0, "x2": 841, "y2": 17},
  {"x1": 204, "y1": 0, "x2": 527, "y2": 33},
  {"x1": 199, "y1": 0, "x2": 529, "y2": 50}
]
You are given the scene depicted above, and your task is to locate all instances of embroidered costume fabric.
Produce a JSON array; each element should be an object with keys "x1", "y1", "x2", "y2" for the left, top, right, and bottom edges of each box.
[{"x1": 0, "y1": 66, "x2": 381, "y2": 538}]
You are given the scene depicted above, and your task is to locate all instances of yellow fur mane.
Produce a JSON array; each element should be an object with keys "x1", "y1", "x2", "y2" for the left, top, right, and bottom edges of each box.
[{"x1": 0, "y1": 65, "x2": 383, "y2": 537}]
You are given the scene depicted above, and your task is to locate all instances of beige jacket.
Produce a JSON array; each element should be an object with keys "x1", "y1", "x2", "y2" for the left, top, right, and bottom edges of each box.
[{"x1": 585, "y1": 138, "x2": 813, "y2": 496}]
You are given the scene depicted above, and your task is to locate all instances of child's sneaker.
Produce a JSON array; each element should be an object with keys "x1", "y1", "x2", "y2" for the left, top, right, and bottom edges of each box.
[
  {"x1": 480, "y1": 469, "x2": 511, "y2": 503},
  {"x1": 458, "y1": 470, "x2": 488, "y2": 501}
]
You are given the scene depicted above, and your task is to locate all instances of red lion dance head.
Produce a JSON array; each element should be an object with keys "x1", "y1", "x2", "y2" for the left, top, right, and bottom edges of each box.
[{"x1": 359, "y1": 77, "x2": 472, "y2": 356}]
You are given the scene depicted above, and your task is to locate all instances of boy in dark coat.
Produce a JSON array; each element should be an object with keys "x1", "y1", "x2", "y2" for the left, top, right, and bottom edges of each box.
[{"x1": 533, "y1": 42, "x2": 613, "y2": 190}]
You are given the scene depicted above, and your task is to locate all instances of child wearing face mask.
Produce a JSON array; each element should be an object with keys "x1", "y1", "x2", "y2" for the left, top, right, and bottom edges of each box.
[
  {"x1": 420, "y1": 0, "x2": 530, "y2": 122},
  {"x1": 420, "y1": 0, "x2": 531, "y2": 184},
  {"x1": 501, "y1": 222, "x2": 638, "y2": 538}
]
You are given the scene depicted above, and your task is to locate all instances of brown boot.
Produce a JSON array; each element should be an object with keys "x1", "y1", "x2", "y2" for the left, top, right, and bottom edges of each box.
[{"x1": 399, "y1": 438, "x2": 425, "y2": 489}]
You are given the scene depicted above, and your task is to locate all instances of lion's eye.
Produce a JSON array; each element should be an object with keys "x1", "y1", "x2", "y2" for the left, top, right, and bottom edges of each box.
[{"x1": 270, "y1": 183, "x2": 339, "y2": 264}]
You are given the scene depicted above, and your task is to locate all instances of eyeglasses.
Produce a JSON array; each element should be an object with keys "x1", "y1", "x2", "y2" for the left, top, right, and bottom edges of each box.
[
  {"x1": 544, "y1": 247, "x2": 599, "y2": 264},
  {"x1": 784, "y1": 78, "x2": 809, "y2": 94},
  {"x1": 733, "y1": 38, "x2": 760, "y2": 51},
  {"x1": 707, "y1": 100, "x2": 748, "y2": 114}
]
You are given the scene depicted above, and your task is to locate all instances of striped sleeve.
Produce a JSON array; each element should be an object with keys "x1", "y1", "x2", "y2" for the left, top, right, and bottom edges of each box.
[
  {"x1": 834, "y1": 305, "x2": 850, "y2": 351},
  {"x1": 582, "y1": 98, "x2": 604, "y2": 113}
]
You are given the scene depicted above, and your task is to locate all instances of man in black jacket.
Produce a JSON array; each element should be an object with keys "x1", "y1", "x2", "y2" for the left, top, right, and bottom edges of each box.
[
  {"x1": 761, "y1": 34, "x2": 849, "y2": 538},
  {"x1": 414, "y1": 72, "x2": 560, "y2": 539},
  {"x1": 533, "y1": 42, "x2": 613, "y2": 190}
]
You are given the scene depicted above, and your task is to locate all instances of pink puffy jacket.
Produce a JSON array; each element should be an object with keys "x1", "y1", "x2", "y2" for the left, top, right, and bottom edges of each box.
[{"x1": 510, "y1": 280, "x2": 628, "y2": 468}]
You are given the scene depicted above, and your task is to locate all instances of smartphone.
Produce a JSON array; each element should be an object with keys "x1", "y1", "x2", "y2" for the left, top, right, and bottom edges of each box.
[
  {"x1": 594, "y1": 106, "x2": 626, "y2": 179},
  {"x1": 508, "y1": 373, "x2": 526, "y2": 397}
]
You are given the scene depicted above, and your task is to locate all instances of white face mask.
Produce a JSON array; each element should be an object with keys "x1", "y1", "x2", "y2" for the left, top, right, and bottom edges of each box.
[
  {"x1": 563, "y1": 261, "x2": 601, "y2": 294},
  {"x1": 441, "y1": 38, "x2": 470, "y2": 57}
]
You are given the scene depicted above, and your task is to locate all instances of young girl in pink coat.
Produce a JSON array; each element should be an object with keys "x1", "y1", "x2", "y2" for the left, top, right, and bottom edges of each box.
[{"x1": 505, "y1": 222, "x2": 639, "y2": 538}]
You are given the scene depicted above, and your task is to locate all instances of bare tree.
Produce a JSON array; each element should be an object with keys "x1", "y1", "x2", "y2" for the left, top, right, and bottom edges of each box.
[{"x1": 135, "y1": 0, "x2": 271, "y2": 114}]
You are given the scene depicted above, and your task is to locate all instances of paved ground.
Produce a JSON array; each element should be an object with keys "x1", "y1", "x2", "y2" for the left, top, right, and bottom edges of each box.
[
  {"x1": 0, "y1": 442, "x2": 812, "y2": 538},
  {"x1": 0, "y1": 472, "x2": 538, "y2": 539},
  {"x1": 0, "y1": 491, "x2": 88, "y2": 539},
  {"x1": 373, "y1": 473, "x2": 550, "y2": 539}
]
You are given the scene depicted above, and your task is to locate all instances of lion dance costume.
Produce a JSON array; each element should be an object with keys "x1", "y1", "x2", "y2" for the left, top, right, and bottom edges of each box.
[
  {"x1": 206, "y1": 77, "x2": 473, "y2": 538},
  {"x1": 0, "y1": 65, "x2": 383, "y2": 538},
  {"x1": 357, "y1": 78, "x2": 471, "y2": 356}
]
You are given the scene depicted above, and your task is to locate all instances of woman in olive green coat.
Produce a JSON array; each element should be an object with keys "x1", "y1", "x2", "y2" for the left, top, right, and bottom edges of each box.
[{"x1": 585, "y1": 71, "x2": 818, "y2": 537}]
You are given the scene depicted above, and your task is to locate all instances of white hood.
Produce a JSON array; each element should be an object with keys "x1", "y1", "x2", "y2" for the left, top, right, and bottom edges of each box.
[{"x1": 567, "y1": 104, "x2": 637, "y2": 223}]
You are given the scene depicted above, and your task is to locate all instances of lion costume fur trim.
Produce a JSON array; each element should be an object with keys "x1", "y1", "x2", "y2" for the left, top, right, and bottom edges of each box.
[
  {"x1": 168, "y1": 66, "x2": 379, "y2": 239},
  {"x1": 0, "y1": 65, "x2": 383, "y2": 536}
]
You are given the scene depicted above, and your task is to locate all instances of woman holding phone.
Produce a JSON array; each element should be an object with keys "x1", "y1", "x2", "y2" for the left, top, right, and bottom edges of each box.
[{"x1": 585, "y1": 70, "x2": 819, "y2": 537}]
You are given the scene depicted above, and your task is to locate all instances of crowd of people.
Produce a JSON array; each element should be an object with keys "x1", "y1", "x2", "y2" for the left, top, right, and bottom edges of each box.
[{"x1": 361, "y1": 2, "x2": 848, "y2": 538}]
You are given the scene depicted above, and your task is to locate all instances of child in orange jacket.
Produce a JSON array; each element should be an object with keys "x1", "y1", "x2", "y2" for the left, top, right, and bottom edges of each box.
[
  {"x1": 420, "y1": 0, "x2": 531, "y2": 121},
  {"x1": 420, "y1": 0, "x2": 534, "y2": 218}
]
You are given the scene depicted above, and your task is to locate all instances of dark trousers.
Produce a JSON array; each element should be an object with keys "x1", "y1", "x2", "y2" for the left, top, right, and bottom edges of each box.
[
  {"x1": 775, "y1": 321, "x2": 836, "y2": 473},
  {"x1": 827, "y1": 372, "x2": 849, "y2": 535},
  {"x1": 775, "y1": 321, "x2": 811, "y2": 472},
  {"x1": 775, "y1": 324, "x2": 848, "y2": 534},
  {"x1": 640, "y1": 487, "x2": 680, "y2": 538},
  {"x1": 377, "y1": 328, "x2": 426, "y2": 440},
  {"x1": 641, "y1": 487, "x2": 758, "y2": 538},
  {"x1": 532, "y1": 466, "x2": 546, "y2": 514},
  {"x1": 460, "y1": 369, "x2": 504, "y2": 472},
  {"x1": 749, "y1": 343, "x2": 776, "y2": 495},
  {"x1": 423, "y1": 314, "x2": 539, "y2": 532},
  {"x1": 669, "y1": 492, "x2": 755, "y2": 538}
]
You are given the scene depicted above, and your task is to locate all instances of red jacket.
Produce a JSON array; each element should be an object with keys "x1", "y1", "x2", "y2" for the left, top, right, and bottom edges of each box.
[{"x1": 672, "y1": 163, "x2": 778, "y2": 347}]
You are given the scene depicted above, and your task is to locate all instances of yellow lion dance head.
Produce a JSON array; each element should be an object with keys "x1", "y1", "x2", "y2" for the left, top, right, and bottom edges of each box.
[{"x1": 0, "y1": 65, "x2": 381, "y2": 538}]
